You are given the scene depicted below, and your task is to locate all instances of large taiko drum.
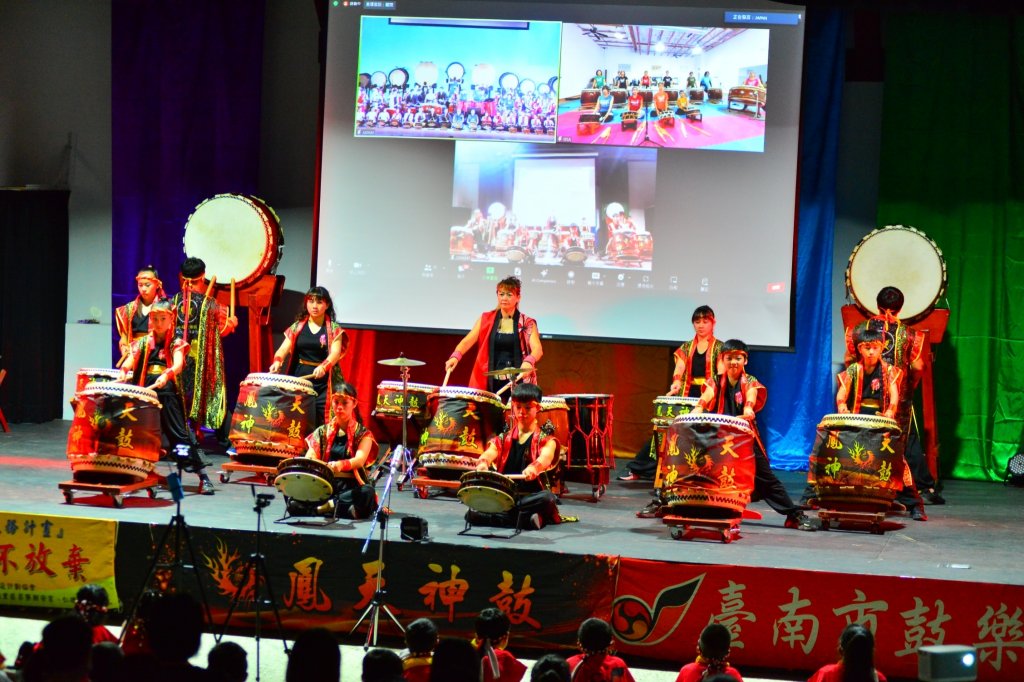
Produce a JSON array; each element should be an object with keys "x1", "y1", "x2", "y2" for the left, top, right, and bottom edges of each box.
[
  {"x1": 183, "y1": 194, "x2": 283, "y2": 288},
  {"x1": 809, "y1": 413, "x2": 903, "y2": 510},
  {"x1": 229, "y1": 373, "x2": 317, "y2": 465},
  {"x1": 651, "y1": 396, "x2": 700, "y2": 487},
  {"x1": 373, "y1": 381, "x2": 439, "y2": 424},
  {"x1": 660, "y1": 414, "x2": 756, "y2": 519},
  {"x1": 552, "y1": 394, "x2": 614, "y2": 469},
  {"x1": 637, "y1": 232, "x2": 653, "y2": 261},
  {"x1": 75, "y1": 368, "x2": 121, "y2": 394},
  {"x1": 846, "y1": 225, "x2": 946, "y2": 323},
  {"x1": 418, "y1": 387, "x2": 506, "y2": 479},
  {"x1": 67, "y1": 383, "x2": 162, "y2": 484}
]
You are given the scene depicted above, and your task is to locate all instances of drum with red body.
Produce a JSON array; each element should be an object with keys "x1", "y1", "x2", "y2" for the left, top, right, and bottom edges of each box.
[
  {"x1": 552, "y1": 394, "x2": 614, "y2": 469},
  {"x1": 809, "y1": 413, "x2": 902, "y2": 510},
  {"x1": 660, "y1": 414, "x2": 756, "y2": 519},
  {"x1": 418, "y1": 387, "x2": 506, "y2": 479},
  {"x1": 650, "y1": 396, "x2": 700, "y2": 487},
  {"x1": 449, "y1": 227, "x2": 474, "y2": 259},
  {"x1": 607, "y1": 231, "x2": 640, "y2": 263},
  {"x1": 67, "y1": 383, "x2": 162, "y2": 483},
  {"x1": 637, "y1": 232, "x2": 653, "y2": 261},
  {"x1": 577, "y1": 113, "x2": 601, "y2": 135},
  {"x1": 372, "y1": 380, "x2": 438, "y2": 444},
  {"x1": 229, "y1": 373, "x2": 317, "y2": 465},
  {"x1": 75, "y1": 368, "x2": 121, "y2": 395},
  {"x1": 493, "y1": 228, "x2": 516, "y2": 255}
]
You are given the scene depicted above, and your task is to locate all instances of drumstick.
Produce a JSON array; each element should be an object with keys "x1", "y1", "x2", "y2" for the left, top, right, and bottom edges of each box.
[
  {"x1": 442, "y1": 368, "x2": 451, "y2": 388},
  {"x1": 229, "y1": 278, "x2": 235, "y2": 318},
  {"x1": 495, "y1": 381, "x2": 513, "y2": 397},
  {"x1": 297, "y1": 373, "x2": 317, "y2": 381},
  {"x1": 115, "y1": 351, "x2": 128, "y2": 369},
  {"x1": 206, "y1": 275, "x2": 217, "y2": 299}
]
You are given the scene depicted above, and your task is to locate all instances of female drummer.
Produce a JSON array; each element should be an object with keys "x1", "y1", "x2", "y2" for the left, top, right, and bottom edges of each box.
[
  {"x1": 120, "y1": 299, "x2": 214, "y2": 494},
  {"x1": 621, "y1": 306, "x2": 722, "y2": 482},
  {"x1": 269, "y1": 286, "x2": 346, "y2": 427},
  {"x1": 114, "y1": 266, "x2": 165, "y2": 366},
  {"x1": 444, "y1": 276, "x2": 542, "y2": 394},
  {"x1": 302, "y1": 383, "x2": 377, "y2": 519}
]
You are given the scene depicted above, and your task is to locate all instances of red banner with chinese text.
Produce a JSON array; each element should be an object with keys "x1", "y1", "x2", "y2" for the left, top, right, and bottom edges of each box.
[
  {"x1": 612, "y1": 558, "x2": 1023, "y2": 681},
  {"x1": 0, "y1": 512, "x2": 118, "y2": 609}
]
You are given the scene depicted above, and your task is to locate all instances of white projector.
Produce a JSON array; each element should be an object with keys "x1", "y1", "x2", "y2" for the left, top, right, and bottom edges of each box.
[{"x1": 918, "y1": 645, "x2": 978, "y2": 682}]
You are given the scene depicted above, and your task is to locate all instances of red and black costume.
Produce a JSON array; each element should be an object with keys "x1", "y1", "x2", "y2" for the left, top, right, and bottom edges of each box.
[
  {"x1": 303, "y1": 420, "x2": 378, "y2": 519},
  {"x1": 280, "y1": 316, "x2": 346, "y2": 426},
  {"x1": 172, "y1": 289, "x2": 230, "y2": 434},
  {"x1": 567, "y1": 652, "x2": 637, "y2": 681},
  {"x1": 468, "y1": 425, "x2": 560, "y2": 530},
  {"x1": 468, "y1": 309, "x2": 539, "y2": 393}
]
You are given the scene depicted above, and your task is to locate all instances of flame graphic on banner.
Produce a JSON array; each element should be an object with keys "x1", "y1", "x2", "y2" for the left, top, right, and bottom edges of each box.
[{"x1": 610, "y1": 573, "x2": 705, "y2": 645}]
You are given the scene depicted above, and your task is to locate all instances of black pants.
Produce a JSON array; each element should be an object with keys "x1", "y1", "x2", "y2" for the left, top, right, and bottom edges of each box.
[
  {"x1": 625, "y1": 434, "x2": 658, "y2": 479},
  {"x1": 467, "y1": 491, "x2": 560, "y2": 530},
  {"x1": 751, "y1": 443, "x2": 800, "y2": 517},
  {"x1": 155, "y1": 383, "x2": 206, "y2": 475}
]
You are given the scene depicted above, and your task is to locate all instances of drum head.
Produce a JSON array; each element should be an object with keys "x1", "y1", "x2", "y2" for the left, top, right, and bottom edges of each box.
[
  {"x1": 846, "y1": 225, "x2": 946, "y2": 322},
  {"x1": 275, "y1": 471, "x2": 333, "y2": 503},
  {"x1": 183, "y1": 194, "x2": 282, "y2": 287}
]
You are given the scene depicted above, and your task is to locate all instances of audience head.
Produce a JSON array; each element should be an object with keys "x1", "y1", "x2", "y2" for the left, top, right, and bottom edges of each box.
[
  {"x1": 530, "y1": 653, "x2": 570, "y2": 682},
  {"x1": 74, "y1": 583, "x2": 111, "y2": 626},
  {"x1": 697, "y1": 623, "x2": 733, "y2": 673},
  {"x1": 23, "y1": 614, "x2": 93, "y2": 681},
  {"x1": 90, "y1": 641, "x2": 125, "y2": 682},
  {"x1": 405, "y1": 617, "x2": 439, "y2": 655},
  {"x1": 429, "y1": 638, "x2": 481, "y2": 682},
  {"x1": 287, "y1": 628, "x2": 341, "y2": 682},
  {"x1": 838, "y1": 622, "x2": 876, "y2": 679},
  {"x1": 577, "y1": 617, "x2": 614, "y2": 654},
  {"x1": 362, "y1": 648, "x2": 404, "y2": 682},
  {"x1": 147, "y1": 592, "x2": 205, "y2": 664},
  {"x1": 475, "y1": 607, "x2": 511, "y2": 644},
  {"x1": 208, "y1": 641, "x2": 248, "y2": 682}
]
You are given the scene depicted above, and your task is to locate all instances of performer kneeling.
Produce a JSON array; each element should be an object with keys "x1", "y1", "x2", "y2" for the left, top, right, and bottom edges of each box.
[
  {"x1": 468, "y1": 383, "x2": 562, "y2": 531},
  {"x1": 298, "y1": 384, "x2": 378, "y2": 519},
  {"x1": 120, "y1": 300, "x2": 214, "y2": 494}
]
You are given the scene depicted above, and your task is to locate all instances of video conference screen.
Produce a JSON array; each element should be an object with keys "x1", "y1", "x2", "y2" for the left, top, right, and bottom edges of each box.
[{"x1": 319, "y1": 0, "x2": 805, "y2": 348}]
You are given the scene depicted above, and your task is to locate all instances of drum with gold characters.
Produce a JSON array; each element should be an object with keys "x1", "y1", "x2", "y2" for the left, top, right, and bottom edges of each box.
[
  {"x1": 660, "y1": 413, "x2": 756, "y2": 519},
  {"x1": 67, "y1": 383, "x2": 162, "y2": 484},
  {"x1": 229, "y1": 373, "x2": 317, "y2": 465},
  {"x1": 418, "y1": 387, "x2": 506, "y2": 479},
  {"x1": 809, "y1": 413, "x2": 902, "y2": 510}
]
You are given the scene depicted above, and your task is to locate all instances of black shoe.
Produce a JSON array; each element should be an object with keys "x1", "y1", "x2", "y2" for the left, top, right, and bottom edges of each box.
[
  {"x1": 785, "y1": 512, "x2": 816, "y2": 531},
  {"x1": 636, "y1": 501, "x2": 662, "y2": 519},
  {"x1": 911, "y1": 507, "x2": 928, "y2": 521},
  {"x1": 921, "y1": 490, "x2": 946, "y2": 505},
  {"x1": 198, "y1": 474, "x2": 215, "y2": 496},
  {"x1": 617, "y1": 472, "x2": 641, "y2": 481}
]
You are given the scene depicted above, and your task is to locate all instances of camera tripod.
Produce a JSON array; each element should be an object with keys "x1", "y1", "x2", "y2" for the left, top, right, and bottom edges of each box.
[{"x1": 217, "y1": 486, "x2": 289, "y2": 681}]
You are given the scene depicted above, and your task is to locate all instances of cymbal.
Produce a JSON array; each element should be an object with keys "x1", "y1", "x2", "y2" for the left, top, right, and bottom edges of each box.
[
  {"x1": 484, "y1": 366, "x2": 532, "y2": 377},
  {"x1": 377, "y1": 356, "x2": 426, "y2": 367}
]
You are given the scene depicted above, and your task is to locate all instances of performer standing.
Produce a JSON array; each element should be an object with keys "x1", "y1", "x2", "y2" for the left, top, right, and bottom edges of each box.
[
  {"x1": 268, "y1": 286, "x2": 346, "y2": 428},
  {"x1": 692, "y1": 339, "x2": 814, "y2": 530},
  {"x1": 119, "y1": 300, "x2": 214, "y2": 494},
  {"x1": 468, "y1": 383, "x2": 562, "y2": 531},
  {"x1": 172, "y1": 257, "x2": 238, "y2": 451},
  {"x1": 114, "y1": 266, "x2": 165, "y2": 366},
  {"x1": 621, "y1": 306, "x2": 722, "y2": 481},
  {"x1": 299, "y1": 384, "x2": 378, "y2": 519},
  {"x1": 444, "y1": 276, "x2": 542, "y2": 394}
]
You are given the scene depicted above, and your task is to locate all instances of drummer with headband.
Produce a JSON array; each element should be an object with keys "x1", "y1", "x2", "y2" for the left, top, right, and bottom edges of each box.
[
  {"x1": 269, "y1": 286, "x2": 347, "y2": 428},
  {"x1": 691, "y1": 339, "x2": 815, "y2": 531},
  {"x1": 172, "y1": 257, "x2": 239, "y2": 455},
  {"x1": 444, "y1": 276, "x2": 543, "y2": 394},
  {"x1": 119, "y1": 299, "x2": 215, "y2": 494},
  {"x1": 114, "y1": 266, "x2": 165, "y2": 367},
  {"x1": 469, "y1": 383, "x2": 564, "y2": 531},
  {"x1": 298, "y1": 383, "x2": 378, "y2": 519}
]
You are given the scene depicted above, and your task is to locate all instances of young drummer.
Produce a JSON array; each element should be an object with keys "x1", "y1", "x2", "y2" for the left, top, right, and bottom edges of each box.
[
  {"x1": 692, "y1": 339, "x2": 814, "y2": 531},
  {"x1": 836, "y1": 327, "x2": 901, "y2": 419},
  {"x1": 120, "y1": 299, "x2": 214, "y2": 494}
]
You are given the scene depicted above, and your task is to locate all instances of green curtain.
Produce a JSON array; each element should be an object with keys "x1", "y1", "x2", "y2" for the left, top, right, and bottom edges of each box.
[{"x1": 877, "y1": 14, "x2": 1024, "y2": 481}]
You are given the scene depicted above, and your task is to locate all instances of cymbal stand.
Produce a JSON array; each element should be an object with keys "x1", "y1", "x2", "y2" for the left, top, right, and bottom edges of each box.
[{"x1": 352, "y1": 445, "x2": 405, "y2": 648}]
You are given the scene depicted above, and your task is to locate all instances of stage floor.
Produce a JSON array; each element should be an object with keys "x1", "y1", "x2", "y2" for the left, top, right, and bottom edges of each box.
[{"x1": 2, "y1": 420, "x2": 1019, "y2": 587}]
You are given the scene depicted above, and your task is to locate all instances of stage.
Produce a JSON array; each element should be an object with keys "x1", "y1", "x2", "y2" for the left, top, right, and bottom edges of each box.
[{"x1": 2, "y1": 421, "x2": 1022, "y2": 681}]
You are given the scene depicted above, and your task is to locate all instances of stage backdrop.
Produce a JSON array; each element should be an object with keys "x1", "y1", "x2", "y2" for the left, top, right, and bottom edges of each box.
[{"x1": 876, "y1": 14, "x2": 1024, "y2": 481}]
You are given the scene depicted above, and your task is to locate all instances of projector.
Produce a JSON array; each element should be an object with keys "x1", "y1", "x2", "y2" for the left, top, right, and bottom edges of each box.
[{"x1": 918, "y1": 645, "x2": 978, "y2": 682}]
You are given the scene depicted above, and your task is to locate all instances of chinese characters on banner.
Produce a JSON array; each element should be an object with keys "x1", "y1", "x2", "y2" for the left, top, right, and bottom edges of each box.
[{"x1": 0, "y1": 512, "x2": 117, "y2": 609}]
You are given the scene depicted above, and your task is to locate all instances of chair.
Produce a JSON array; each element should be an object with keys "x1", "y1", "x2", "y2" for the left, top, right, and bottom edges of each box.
[{"x1": 0, "y1": 369, "x2": 9, "y2": 432}]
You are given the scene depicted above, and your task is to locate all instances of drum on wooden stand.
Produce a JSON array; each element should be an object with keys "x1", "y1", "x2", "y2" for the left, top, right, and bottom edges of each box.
[
  {"x1": 550, "y1": 393, "x2": 613, "y2": 499},
  {"x1": 649, "y1": 396, "x2": 700, "y2": 488},
  {"x1": 846, "y1": 225, "x2": 946, "y2": 324},
  {"x1": 417, "y1": 387, "x2": 506, "y2": 480},
  {"x1": 809, "y1": 413, "x2": 903, "y2": 511},
  {"x1": 67, "y1": 383, "x2": 163, "y2": 484},
  {"x1": 372, "y1": 380, "x2": 438, "y2": 444},
  {"x1": 228, "y1": 373, "x2": 317, "y2": 466},
  {"x1": 660, "y1": 414, "x2": 756, "y2": 519}
]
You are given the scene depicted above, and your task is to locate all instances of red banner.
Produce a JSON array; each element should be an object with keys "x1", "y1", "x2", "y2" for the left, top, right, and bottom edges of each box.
[{"x1": 611, "y1": 558, "x2": 1024, "y2": 681}]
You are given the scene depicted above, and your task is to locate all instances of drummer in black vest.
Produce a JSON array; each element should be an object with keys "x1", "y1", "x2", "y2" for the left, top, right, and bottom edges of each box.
[
  {"x1": 269, "y1": 286, "x2": 347, "y2": 428},
  {"x1": 468, "y1": 383, "x2": 564, "y2": 531},
  {"x1": 299, "y1": 383, "x2": 378, "y2": 518},
  {"x1": 119, "y1": 299, "x2": 214, "y2": 494}
]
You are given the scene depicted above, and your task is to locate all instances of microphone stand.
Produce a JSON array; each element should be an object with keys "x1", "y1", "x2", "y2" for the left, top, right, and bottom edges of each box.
[{"x1": 351, "y1": 444, "x2": 405, "y2": 648}]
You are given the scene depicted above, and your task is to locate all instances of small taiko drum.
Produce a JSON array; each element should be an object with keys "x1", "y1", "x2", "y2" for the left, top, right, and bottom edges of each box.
[
  {"x1": 449, "y1": 227, "x2": 474, "y2": 259},
  {"x1": 660, "y1": 414, "x2": 756, "y2": 519},
  {"x1": 607, "y1": 231, "x2": 640, "y2": 263},
  {"x1": 67, "y1": 383, "x2": 162, "y2": 484},
  {"x1": 621, "y1": 110, "x2": 638, "y2": 131},
  {"x1": 274, "y1": 457, "x2": 334, "y2": 503},
  {"x1": 657, "y1": 109, "x2": 675, "y2": 126},
  {"x1": 457, "y1": 470, "x2": 518, "y2": 513},
  {"x1": 75, "y1": 368, "x2": 121, "y2": 395},
  {"x1": 577, "y1": 112, "x2": 601, "y2": 135},
  {"x1": 809, "y1": 413, "x2": 903, "y2": 510},
  {"x1": 651, "y1": 397, "x2": 700, "y2": 487},
  {"x1": 553, "y1": 394, "x2": 614, "y2": 469},
  {"x1": 419, "y1": 387, "x2": 506, "y2": 478},
  {"x1": 229, "y1": 373, "x2": 317, "y2": 465},
  {"x1": 183, "y1": 194, "x2": 282, "y2": 288}
]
